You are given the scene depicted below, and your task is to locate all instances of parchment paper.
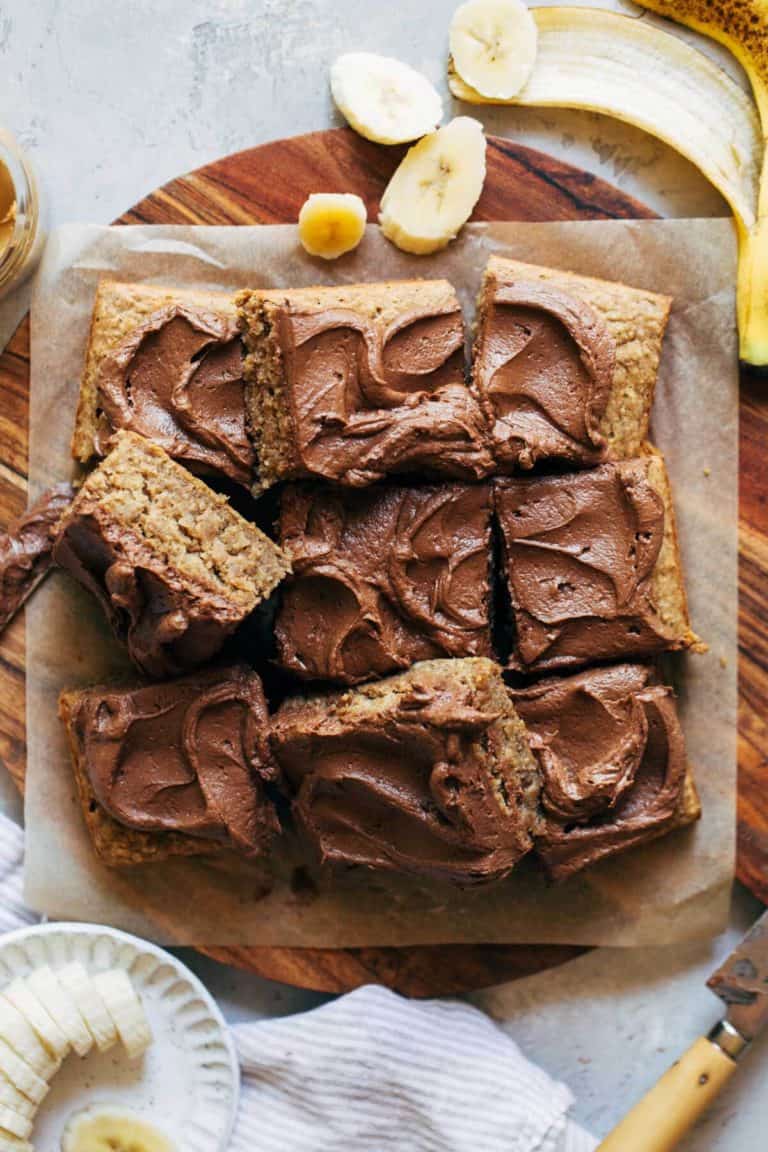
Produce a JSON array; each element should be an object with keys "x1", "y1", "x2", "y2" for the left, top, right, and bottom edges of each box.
[{"x1": 24, "y1": 220, "x2": 738, "y2": 947}]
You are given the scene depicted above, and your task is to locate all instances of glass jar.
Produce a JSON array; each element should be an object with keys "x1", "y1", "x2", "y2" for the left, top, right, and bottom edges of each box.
[{"x1": 0, "y1": 126, "x2": 46, "y2": 301}]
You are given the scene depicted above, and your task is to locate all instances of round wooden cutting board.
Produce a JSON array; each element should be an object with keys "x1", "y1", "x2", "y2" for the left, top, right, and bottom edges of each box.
[{"x1": 0, "y1": 127, "x2": 765, "y2": 996}]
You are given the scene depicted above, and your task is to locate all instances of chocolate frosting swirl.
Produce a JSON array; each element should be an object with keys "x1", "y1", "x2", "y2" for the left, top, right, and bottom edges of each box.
[
  {"x1": 496, "y1": 460, "x2": 675, "y2": 671},
  {"x1": 475, "y1": 279, "x2": 615, "y2": 470},
  {"x1": 512, "y1": 664, "x2": 688, "y2": 880},
  {"x1": 275, "y1": 303, "x2": 493, "y2": 484},
  {"x1": 271, "y1": 664, "x2": 539, "y2": 885},
  {"x1": 67, "y1": 665, "x2": 279, "y2": 856},
  {"x1": 53, "y1": 511, "x2": 242, "y2": 678},
  {"x1": 0, "y1": 483, "x2": 73, "y2": 633},
  {"x1": 276, "y1": 483, "x2": 492, "y2": 683},
  {"x1": 95, "y1": 305, "x2": 253, "y2": 486}
]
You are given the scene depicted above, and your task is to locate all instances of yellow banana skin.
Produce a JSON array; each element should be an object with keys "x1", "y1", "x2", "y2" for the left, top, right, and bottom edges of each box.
[{"x1": 636, "y1": 0, "x2": 768, "y2": 368}]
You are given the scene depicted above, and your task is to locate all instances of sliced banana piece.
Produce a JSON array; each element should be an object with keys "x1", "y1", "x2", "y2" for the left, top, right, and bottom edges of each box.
[
  {"x1": 331, "y1": 52, "x2": 443, "y2": 144},
  {"x1": 0, "y1": 1105, "x2": 31, "y2": 1142},
  {"x1": 448, "y1": 6, "x2": 761, "y2": 236},
  {"x1": 92, "y1": 970, "x2": 151, "y2": 1060},
  {"x1": 0, "y1": 1041, "x2": 47, "y2": 1107},
  {"x1": 62, "y1": 1107, "x2": 175, "y2": 1152},
  {"x1": 4, "y1": 978, "x2": 69, "y2": 1061},
  {"x1": 298, "y1": 193, "x2": 367, "y2": 260},
  {"x1": 449, "y1": 0, "x2": 537, "y2": 99},
  {"x1": 379, "y1": 116, "x2": 486, "y2": 254},
  {"x1": 0, "y1": 1082, "x2": 33, "y2": 1124},
  {"x1": 0, "y1": 997, "x2": 56, "y2": 1080},
  {"x1": 57, "y1": 964, "x2": 117, "y2": 1054},
  {"x1": 26, "y1": 966, "x2": 92, "y2": 1058},
  {"x1": 0, "y1": 1130, "x2": 32, "y2": 1152}
]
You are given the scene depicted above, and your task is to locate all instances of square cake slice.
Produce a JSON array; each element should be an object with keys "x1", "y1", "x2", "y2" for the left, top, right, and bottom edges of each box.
[
  {"x1": 236, "y1": 280, "x2": 493, "y2": 491},
  {"x1": 473, "y1": 256, "x2": 671, "y2": 471},
  {"x1": 54, "y1": 431, "x2": 290, "y2": 678},
  {"x1": 72, "y1": 280, "x2": 254, "y2": 487},
  {"x1": 59, "y1": 664, "x2": 280, "y2": 867},
  {"x1": 270, "y1": 657, "x2": 541, "y2": 886},
  {"x1": 510, "y1": 663, "x2": 701, "y2": 881},
  {"x1": 495, "y1": 446, "x2": 701, "y2": 673},
  {"x1": 275, "y1": 482, "x2": 493, "y2": 684}
]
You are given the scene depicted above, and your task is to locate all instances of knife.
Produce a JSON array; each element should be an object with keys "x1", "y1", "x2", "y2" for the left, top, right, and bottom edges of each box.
[{"x1": 597, "y1": 909, "x2": 768, "y2": 1151}]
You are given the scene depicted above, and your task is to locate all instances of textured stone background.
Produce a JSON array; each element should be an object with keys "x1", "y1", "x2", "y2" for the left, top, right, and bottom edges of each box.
[{"x1": 0, "y1": 1, "x2": 764, "y2": 1147}]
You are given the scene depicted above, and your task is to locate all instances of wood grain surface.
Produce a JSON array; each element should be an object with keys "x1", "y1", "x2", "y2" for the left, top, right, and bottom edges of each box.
[{"x1": 0, "y1": 127, "x2": 762, "y2": 995}]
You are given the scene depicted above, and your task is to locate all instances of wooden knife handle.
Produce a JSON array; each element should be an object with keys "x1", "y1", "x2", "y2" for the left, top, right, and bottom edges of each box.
[{"x1": 596, "y1": 1036, "x2": 738, "y2": 1152}]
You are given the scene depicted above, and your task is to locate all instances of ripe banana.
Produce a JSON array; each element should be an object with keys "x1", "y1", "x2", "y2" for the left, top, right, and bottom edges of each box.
[
  {"x1": 0, "y1": 1130, "x2": 32, "y2": 1152},
  {"x1": 331, "y1": 53, "x2": 442, "y2": 145},
  {"x1": 57, "y1": 964, "x2": 117, "y2": 1054},
  {"x1": 92, "y1": 970, "x2": 152, "y2": 1060},
  {"x1": 0, "y1": 999, "x2": 56, "y2": 1080},
  {"x1": 0, "y1": 1105, "x2": 31, "y2": 1142},
  {"x1": 298, "y1": 193, "x2": 367, "y2": 259},
  {"x1": 26, "y1": 967, "x2": 92, "y2": 1058},
  {"x1": 4, "y1": 980, "x2": 69, "y2": 1062},
  {"x1": 62, "y1": 1107, "x2": 175, "y2": 1152},
  {"x1": 0, "y1": 1043, "x2": 47, "y2": 1108},
  {"x1": 0, "y1": 1083, "x2": 33, "y2": 1124},
  {"x1": 379, "y1": 116, "x2": 487, "y2": 254},
  {"x1": 634, "y1": 0, "x2": 768, "y2": 368},
  {"x1": 449, "y1": 0, "x2": 537, "y2": 99},
  {"x1": 449, "y1": 5, "x2": 764, "y2": 365}
]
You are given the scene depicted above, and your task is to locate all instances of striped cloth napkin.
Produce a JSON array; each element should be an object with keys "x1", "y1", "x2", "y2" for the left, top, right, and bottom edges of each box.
[{"x1": 0, "y1": 811, "x2": 595, "y2": 1151}]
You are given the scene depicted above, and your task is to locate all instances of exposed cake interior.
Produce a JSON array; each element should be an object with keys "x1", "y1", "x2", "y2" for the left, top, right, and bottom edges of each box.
[
  {"x1": 75, "y1": 431, "x2": 289, "y2": 605},
  {"x1": 236, "y1": 294, "x2": 294, "y2": 492}
]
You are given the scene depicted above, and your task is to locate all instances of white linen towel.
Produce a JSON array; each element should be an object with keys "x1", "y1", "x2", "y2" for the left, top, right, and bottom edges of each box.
[{"x1": 0, "y1": 811, "x2": 595, "y2": 1151}]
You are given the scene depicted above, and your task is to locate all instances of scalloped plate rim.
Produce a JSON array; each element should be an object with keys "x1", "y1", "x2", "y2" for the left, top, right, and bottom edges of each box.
[{"x1": 0, "y1": 920, "x2": 240, "y2": 1151}]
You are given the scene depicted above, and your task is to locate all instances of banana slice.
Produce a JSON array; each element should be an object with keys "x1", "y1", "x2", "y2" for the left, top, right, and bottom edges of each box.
[
  {"x1": 26, "y1": 967, "x2": 92, "y2": 1058},
  {"x1": 298, "y1": 193, "x2": 367, "y2": 260},
  {"x1": 62, "y1": 1107, "x2": 175, "y2": 1152},
  {"x1": 379, "y1": 116, "x2": 486, "y2": 254},
  {"x1": 0, "y1": 1106, "x2": 31, "y2": 1142},
  {"x1": 0, "y1": 1042, "x2": 46, "y2": 1107},
  {"x1": 0, "y1": 1082, "x2": 33, "y2": 1124},
  {"x1": 330, "y1": 52, "x2": 443, "y2": 144},
  {"x1": 57, "y1": 964, "x2": 117, "y2": 1054},
  {"x1": 0, "y1": 1130, "x2": 32, "y2": 1152},
  {"x1": 92, "y1": 971, "x2": 151, "y2": 1060},
  {"x1": 449, "y1": 0, "x2": 537, "y2": 99},
  {"x1": 0, "y1": 998, "x2": 56, "y2": 1080},
  {"x1": 4, "y1": 979, "x2": 69, "y2": 1062}
]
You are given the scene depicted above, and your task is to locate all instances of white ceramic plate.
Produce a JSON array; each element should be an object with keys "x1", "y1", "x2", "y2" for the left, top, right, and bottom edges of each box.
[{"x1": 0, "y1": 922, "x2": 239, "y2": 1151}]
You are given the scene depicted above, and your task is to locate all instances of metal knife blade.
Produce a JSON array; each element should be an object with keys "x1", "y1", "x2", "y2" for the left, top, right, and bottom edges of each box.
[{"x1": 707, "y1": 907, "x2": 768, "y2": 1045}]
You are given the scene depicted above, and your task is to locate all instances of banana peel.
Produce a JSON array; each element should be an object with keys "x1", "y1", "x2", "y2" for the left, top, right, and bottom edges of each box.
[
  {"x1": 635, "y1": 0, "x2": 768, "y2": 369},
  {"x1": 449, "y1": 5, "x2": 767, "y2": 367}
]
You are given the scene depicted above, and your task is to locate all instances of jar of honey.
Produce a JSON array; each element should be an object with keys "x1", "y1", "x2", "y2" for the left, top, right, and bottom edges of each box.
[{"x1": 0, "y1": 127, "x2": 45, "y2": 300}]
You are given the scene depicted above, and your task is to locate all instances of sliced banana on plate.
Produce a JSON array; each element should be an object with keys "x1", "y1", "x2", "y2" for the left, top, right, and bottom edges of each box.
[
  {"x1": 331, "y1": 52, "x2": 443, "y2": 144},
  {"x1": 26, "y1": 968, "x2": 92, "y2": 1059},
  {"x1": 61, "y1": 1106, "x2": 175, "y2": 1152},
  {"x1": 0, "y1": 1131, "x2": 32, "y2": 1152},
  {"x1": 92, "y1": 970, "x2": 152, "y2": 1061},
  {"x1": 0, "y1": 1042, "x2": 47, "y2": 1108},
  {"x1": 56, "y1": 964, "x2": 117, "y2": 1055},
  {"x1": 449, "y1": 0, "x2": 537, "y2": 99},
  {"x1": 0, "y1": 1083, "x2": 33, "y2": 1123},
  {"x1": 0, "y1": 999, "x2": 56, "y2": 1081},
  {"x1": 379, "y1": 116, "x2": 487, "y2": 254},
  {"x1": 298, "y1": 192, "x2": 367, "y2": 259},
  {"x1": 0, "y1": 1103, "x2": 32, "y2": 1141},
  {"x1": 4, "y1": 980, "x2": 70, "y2": 1063}
]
